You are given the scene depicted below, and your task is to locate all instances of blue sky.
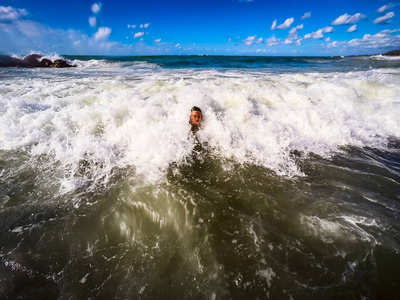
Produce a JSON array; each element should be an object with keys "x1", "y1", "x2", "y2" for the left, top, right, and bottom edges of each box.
[{"x1": 1, "y1": 0, "x2": 399, "y2": 56}]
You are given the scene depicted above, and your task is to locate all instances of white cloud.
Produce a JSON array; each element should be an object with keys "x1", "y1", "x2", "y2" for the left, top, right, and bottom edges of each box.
[
  {"x1": 0, "y1": 6, "x2": 28, "y2": 22},
  {"x1": 331, "y1": 13, "x2": 366, "y2": 25},
  {"x1": 305, "y1": 32, "x2": 320, "y2": 39},
  {"x1": 91, "y1": 3, "x2": 102, "y2": 14},
  {"x1": 134, "y1": 32, "x2": 144, "y2": 38},
  {"x1": 377, "y1": 3, "x2": 396, "y2": 13},
  {"x1": 348, "y1": 30, "x2": 400, "y2": 48},
  {"x1": 292, "y1": 24, "x2": 303, "y2": 32},
  {"x1": 327, "y1": 41, "x2": 339, "y2": 48},
  {"x1": 267, "y1": 35, "x2": 280, "y2": 46},
  {"x1": 304, "y1": 26, "x2": 334, "y2": 39},
  {"x1": 271, "y1": 20, "x2": 277, "y2": 30},
  {"x1": 0, "y1": 17, "x2": 131, "y2": 55},
  {"x1": 301, "y1": 12, "x2": 311, "y2": 20},
  {"x1": 324, "y1": 26, "x2": 334, "y2": 33},
  {"x1": 289, "y1": 24, "x2": 303, "y2": 35},
  {"x1": 284, "y1": 24, "x2": 303, "y2": 44},
  {"x1": 272, "y1": 17, "x2": 294, "y2": 30},
  {"x1": 283, "y1": 36, "x2": 303, "y2": 46},
  {"x1": 140, "y1": 23, "x2": 150, "y2": 28},
  {"x1": 347, "y1": 25, "x2": 357, "y2": 32},
  {"x1": 243, "y1": 35, "x2": 256, "y2": 45},
  {"x1": 94, "y1": 27, "x2": 111, "y2": 40},
  {"x1": 373, "y1": 12, "x2": 395, "y2": 24},
  {"x1": 256, "y1": 38, "x2": 263, "y2": 44},
  {"x1": 325, "y1": 37, "x2": 331, "y2": 42},
  {"x1": 154, "y1": 39, "x2": 161, "y2": 43},
  {"x1": 0, "y1": 6, "x2": 179, "y2": 55},
  {"x1": 89, "y1": 16, "x2": 96, "y2": 27},
  {"x1": 326, "y1": 29, "x2": 400, "y2": 51},
  {"x1": 127, "y1": 24, "x2": 136, "y2": 29},
  {"x1": 280, "y1": 18, "x2": 294, "y2": 29}
]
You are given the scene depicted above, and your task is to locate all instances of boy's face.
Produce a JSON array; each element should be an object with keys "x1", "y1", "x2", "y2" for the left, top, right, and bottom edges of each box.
[{"x1": 190, "y1": 111, "x2": 202, "y2": 125}]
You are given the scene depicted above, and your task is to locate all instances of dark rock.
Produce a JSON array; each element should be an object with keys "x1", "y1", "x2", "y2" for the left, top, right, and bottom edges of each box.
[
  {"x1": 382, "y1": 50, "x2": 400, "y2": 56},
  {"x1": 52, "y1": 59, "x2": 71, "y2": 68},
  {"x1": 22, "y1": 54, "x2": 43, "y2": 67},
  {"x1": 41, "y1": 58, "x2": 53, "y2": 67},
  {"x1": 0, "y1": 54, "x2": 76, "y2": 68},
  {"x1": 0, "y1": 55, "x2": 24, "y2": 67}
]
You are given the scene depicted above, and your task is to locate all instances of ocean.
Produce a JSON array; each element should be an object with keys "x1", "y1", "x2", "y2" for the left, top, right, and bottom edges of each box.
[{"x1": 0, "y1": 55, "x2": 399, "y2": 299}]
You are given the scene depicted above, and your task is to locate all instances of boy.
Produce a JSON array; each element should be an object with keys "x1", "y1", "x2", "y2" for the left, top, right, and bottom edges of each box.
[{"x1": 189, "y1": 106, "x2": 202, "y2": 132}]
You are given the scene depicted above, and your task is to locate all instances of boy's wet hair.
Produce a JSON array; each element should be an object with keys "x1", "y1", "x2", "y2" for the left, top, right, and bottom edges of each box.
[{"x1": 191, "y1": 106, "x2": 202, "y2": 113}]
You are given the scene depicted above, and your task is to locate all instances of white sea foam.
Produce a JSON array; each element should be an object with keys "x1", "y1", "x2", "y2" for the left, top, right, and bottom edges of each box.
[
  {"x1": 257, "y1": 267, "x2": 275, "y2": 288},
  {"x1": 299, "y1": 212, "x2": 382, "y2": 249},
  {"x1": 372, "y1": 54, "x2": 400, "y2": 61},
  {"x1": 0, "y1": 63, "x2": 399, "y2": 190}
]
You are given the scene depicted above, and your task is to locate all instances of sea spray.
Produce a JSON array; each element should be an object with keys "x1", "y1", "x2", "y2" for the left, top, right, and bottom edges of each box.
[{"x1": 1, "y1": 63, "x2": 399, "y2": 190}]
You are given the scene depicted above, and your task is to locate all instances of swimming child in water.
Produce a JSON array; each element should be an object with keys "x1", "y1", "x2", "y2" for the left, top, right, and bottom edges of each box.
[{"x1": 189, "y1": 106, "x2": 202, "y2": 132}]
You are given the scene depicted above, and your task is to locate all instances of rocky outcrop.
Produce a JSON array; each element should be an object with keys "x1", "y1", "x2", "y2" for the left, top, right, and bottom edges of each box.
[
  {"x1": 0, "y1": 54, "x2": 76, "y2": 68},
  {"x1": 382, "y1": 50, "x2": 400, "y2": 56}
]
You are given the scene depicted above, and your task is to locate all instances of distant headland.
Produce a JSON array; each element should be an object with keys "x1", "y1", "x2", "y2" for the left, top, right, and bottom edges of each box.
[
  {"x1": 382, "y1": 50, "x2": 400, "y2": 56},
  {"x1": 0, "y1": 54, "x2": 75, "y2": 68}
]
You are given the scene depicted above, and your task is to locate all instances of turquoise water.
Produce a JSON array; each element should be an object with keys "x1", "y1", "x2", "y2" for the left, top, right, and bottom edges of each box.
[
  {"x1": 65, "y1": 54, "x2": 400, "y2": 72},
  {"x1": 1, "y1": 55, "x2": 400, "y2": 299}
]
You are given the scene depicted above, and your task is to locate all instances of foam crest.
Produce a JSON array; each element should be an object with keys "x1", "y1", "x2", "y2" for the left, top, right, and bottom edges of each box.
[
  {"x1": 0, "y1": 65, "x2": 399, "y2": 190},
  {"x1": 196, "y1": 70, "x2": 400, "y2": 172}
]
